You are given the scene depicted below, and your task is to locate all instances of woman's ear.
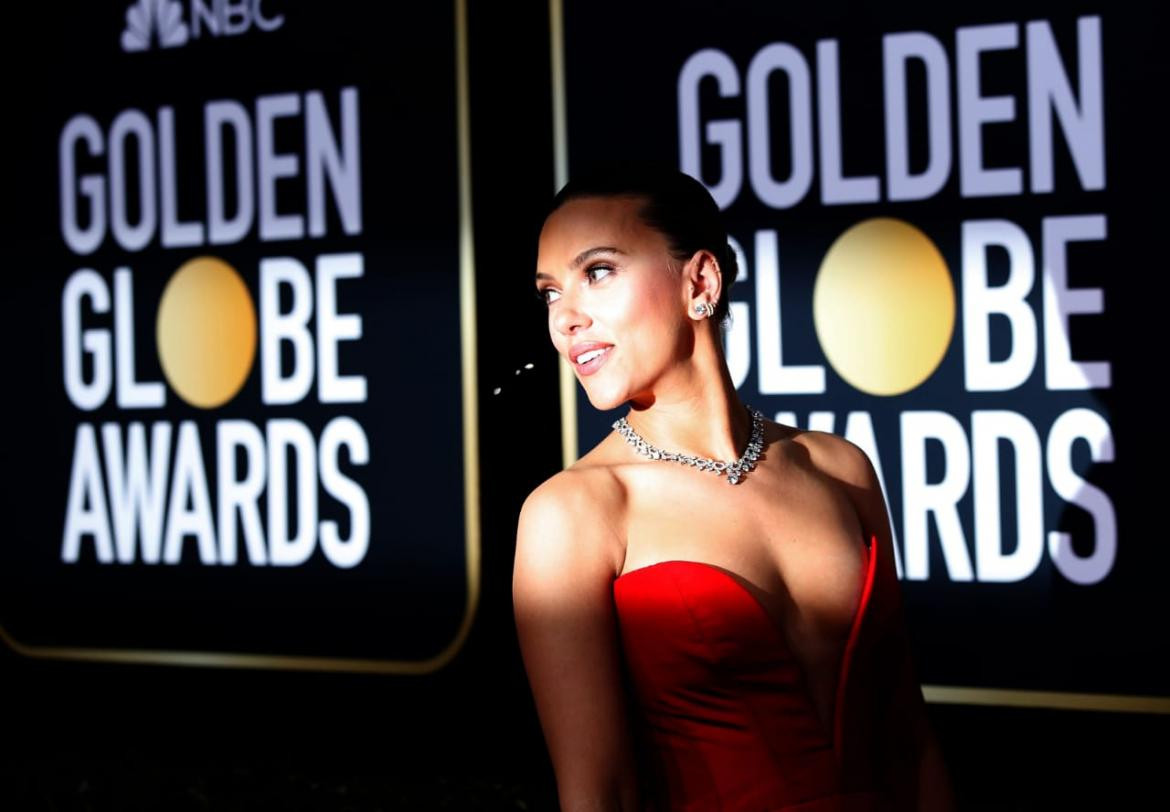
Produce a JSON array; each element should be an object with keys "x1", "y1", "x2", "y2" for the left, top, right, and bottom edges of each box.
[{"x1": 684, "y1": 249, "x2": 723, "y2": 319}]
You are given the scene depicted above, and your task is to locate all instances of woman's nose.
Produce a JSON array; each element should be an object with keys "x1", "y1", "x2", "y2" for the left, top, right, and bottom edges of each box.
[{"x1": 552, "y1": 292, "x2": 591, "y2": 336}]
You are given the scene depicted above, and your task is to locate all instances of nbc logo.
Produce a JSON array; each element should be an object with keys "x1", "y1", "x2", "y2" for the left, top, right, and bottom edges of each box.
[
  {"x1": 120, "y1": 0, "x2": 284, "y2": 53},
  {"x1": 121, "y1": 0, "x2": 188, "y2": 51}
]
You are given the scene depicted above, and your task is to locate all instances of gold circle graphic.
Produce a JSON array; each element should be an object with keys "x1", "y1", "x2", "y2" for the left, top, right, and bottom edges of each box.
[
  {"x1": 812, "y1": 218, "x2": 954, "y2": 396},
  {"x1": 156, "y1": 257, "x2": 257, "y2": 409}
]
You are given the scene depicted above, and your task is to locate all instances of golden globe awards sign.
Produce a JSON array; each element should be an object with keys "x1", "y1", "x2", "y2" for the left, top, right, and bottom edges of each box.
[
  {"x1": 1, "y1": 1, "x2": 478, "y2": 671},
  {"x1": 560, "y1": 2, "x2": 1165, "y2": 704}
]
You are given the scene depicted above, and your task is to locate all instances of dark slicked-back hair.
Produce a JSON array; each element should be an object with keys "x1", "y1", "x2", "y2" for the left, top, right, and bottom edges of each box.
[{"x1": 547, "y1": 162, "x2": 739, "y2": 325}]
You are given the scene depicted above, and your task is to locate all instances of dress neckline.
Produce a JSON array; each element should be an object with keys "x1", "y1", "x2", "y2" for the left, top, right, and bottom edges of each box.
[
  {"x1": 614, "y1": 531, "x2": 879, "y2": 754},
  {"x1": 614, "y1": 531, "x2": 874, "y2": 586}
]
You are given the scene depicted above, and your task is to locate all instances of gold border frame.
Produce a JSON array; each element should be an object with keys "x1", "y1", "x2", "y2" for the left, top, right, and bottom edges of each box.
[
  {"x1": 922, "y1": 686, "x2": 1170, "y2": 714},
  {"x1": 547, "y1": 0, "x2": 1168, "y2": 715},
  {"x1": 550, "y1": 0, "x2": 579, "y2": 470},
  {"x1": 0, "y1": 0, "x2": 480, "y2": 675}
]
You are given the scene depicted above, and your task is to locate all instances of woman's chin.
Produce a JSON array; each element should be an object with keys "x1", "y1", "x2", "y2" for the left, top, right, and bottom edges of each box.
[{"x1": 581, "y1": 385, "x2": 627, "y2": 413}]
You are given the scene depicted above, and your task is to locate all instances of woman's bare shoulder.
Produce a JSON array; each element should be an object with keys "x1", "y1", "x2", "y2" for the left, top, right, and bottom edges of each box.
[
  {"x1": 782, "y1": 425, "x2": 876, "y2": 485},
  {"x1": 515, "y1": 455, "x2": 628, "y2": 587},
  {"x1": 786, "y1": 427, "x2": 895, "y2": 555},
  {"x1": 522, "y1": 449, "x2": 627, "y2": 517}
]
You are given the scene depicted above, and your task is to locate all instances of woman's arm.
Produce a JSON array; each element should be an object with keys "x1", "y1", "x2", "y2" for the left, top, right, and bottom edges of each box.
[
  {"x1": 809, "y1": 432, "x2": 958, "y2": 811},
  {"x1": 912, "y1": 703, "x2": 956, "y2": 810},
  {"x1": 513, "y1": 472, "x2": 641, "y2": 812},
  {"x1": 877, "y1": 597, "x2": 956, "y2": 811},
  {"x1": 884, "y1": 606, "x2": 957, "y2": 811}
]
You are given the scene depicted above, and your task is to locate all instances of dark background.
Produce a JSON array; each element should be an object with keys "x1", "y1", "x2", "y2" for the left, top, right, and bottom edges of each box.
[{"x1": 3, "y1": 2, "x2": 1167, "y2": 810}]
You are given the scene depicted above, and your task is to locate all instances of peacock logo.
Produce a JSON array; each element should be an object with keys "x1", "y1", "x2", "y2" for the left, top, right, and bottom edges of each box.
[
  {"x1": 120, "y1": 0, "x2": 189, "y2": 52},
  {"x1": 120, "y1": 0, "x2": 285, "y2": 53}
]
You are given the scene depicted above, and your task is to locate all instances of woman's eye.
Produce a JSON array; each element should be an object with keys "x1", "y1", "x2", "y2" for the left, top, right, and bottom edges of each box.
[
  {"x1": 586, "y1": 265, "x2": 613, "y2": 283},
  {"x1": 536, "y1": 288, "x2": 561, "y2": 305}
]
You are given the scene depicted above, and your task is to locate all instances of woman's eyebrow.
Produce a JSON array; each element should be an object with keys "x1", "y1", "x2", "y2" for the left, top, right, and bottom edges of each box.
[
  {"x1": 572, "y1": 246, "x2": 625, "y2": 267},
  {"x1": 535, "y1": 246, "x2": 627, "y2": 283}
]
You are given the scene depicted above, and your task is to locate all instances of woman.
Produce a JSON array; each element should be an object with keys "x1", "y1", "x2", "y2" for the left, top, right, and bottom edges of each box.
[{"x1": 513, "y1": 164, "x2": 955, "y2": 811}]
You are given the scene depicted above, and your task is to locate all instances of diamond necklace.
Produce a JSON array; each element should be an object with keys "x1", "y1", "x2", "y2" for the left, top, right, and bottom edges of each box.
[{"x1": 612, "y1": 404, "x2": 766, "y2": 485}]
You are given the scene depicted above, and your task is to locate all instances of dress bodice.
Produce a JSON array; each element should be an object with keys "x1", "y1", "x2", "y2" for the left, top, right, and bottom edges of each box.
[{"x1": 613, "y1": 532, "x2": 918, "y2": 811}]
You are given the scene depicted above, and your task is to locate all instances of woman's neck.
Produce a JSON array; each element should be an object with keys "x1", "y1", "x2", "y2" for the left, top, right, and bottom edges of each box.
[{"x1": 623, "y1": 338, "x2": 751, "y2": 463}]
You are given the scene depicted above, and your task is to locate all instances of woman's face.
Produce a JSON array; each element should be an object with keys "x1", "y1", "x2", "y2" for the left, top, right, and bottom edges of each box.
[{"x1": 536, "y1": 195, "x2": 693, "y2": 410}]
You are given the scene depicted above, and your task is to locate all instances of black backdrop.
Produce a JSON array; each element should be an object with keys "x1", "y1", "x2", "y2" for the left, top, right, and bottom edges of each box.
[{"x1": 2, "y1": 2, "x2": 1167, "y2": 809}]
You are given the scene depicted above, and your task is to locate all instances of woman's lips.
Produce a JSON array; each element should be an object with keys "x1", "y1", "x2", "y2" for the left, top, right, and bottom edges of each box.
[{"x1": 572, "y1": 345, "x2": 613, "y2": 376}]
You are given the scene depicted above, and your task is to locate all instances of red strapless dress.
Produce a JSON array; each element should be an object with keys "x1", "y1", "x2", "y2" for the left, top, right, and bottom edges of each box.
[{"x1": 613, "y1": 533, "x2": 921, "y2": 811}]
